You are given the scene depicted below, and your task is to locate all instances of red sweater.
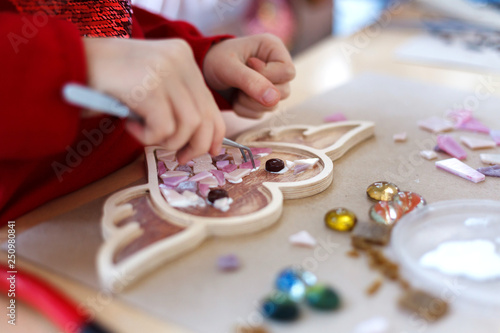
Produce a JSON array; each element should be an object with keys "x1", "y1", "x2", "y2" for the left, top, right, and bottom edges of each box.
[{"x1": 0, "y1": 1, "x2": 231, "y2": 225}]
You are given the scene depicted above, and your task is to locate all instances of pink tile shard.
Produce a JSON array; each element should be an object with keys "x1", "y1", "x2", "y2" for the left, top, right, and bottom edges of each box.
[
  {"x1": 459, "y1": 136, "x2": 496, "y2": 150},
  {"x1": 250, "y1": 147, "x2": 273, "y2": 155},
  {"x1": 189, "y1": 171, "x2": 212, "y2": 182},
  {"x1": 224, "y1": 168, "x2": 251, "y2": 183},
  {"x1": 289, "y1": 230, "x2": 317, "y2": 248},
  {"x1": 164, "y1": 160, "x2": 179, "y2": 171},
  {"x1": 418, "y1": 116, "x2": 454, "y2": 133},
  {"x1": 490, "y1": 130, "x2": 500, "y2": 146},
  {"x1": 162, "y1": 176, "x2": 189, "y2": 187},
  {"x1": 323, "y1": 112, "x2": 347, "y2": 123},
  {"x1": 198, "y1": 183, "x2": 210, "y2": 197},
  {"x1": 217, "y1": 254, "x2": 240, "y2": 272},
  {"x1": 446, "y1": 109, "x2": 472, "y2": 126},
  {"x1": 193, "y1": 153, "x2": 212, "y2": 164},
  {"x1": 199, "y1": 176, "x2": 218, "y2": 188},
  {"x1": 193, "y1": 162, "x2": 216, "y2": 174},
  {"x1": 216, "y1": 160, "x2": 230, "y2": 169},
  {"x1": 476, "y1": 165, "x2": 500, "y2": 177},
  {"x1": 437, "y1": 135, "x2": 467, "y2": 160},
  {"x1": 157, "y1": 161, "x2": 166, "y2": 177},
  {"x1": 435, "y1": 158, "x2": 485, "y2": 183},
  {"x1": 456, "y1": 117, "x2": 490, "y2": 133},
  {"x1": 393, "y1": 132, "x2": 407, "y2": 142},
  {"x1": 160, "y1": 171, "x2": 190, "y2": 179},
  {"x1": 240, "y1": 160, "x2": 261, "y2": 169},
  {"x1": 210, "y1": 170, "x2": 226, "y2": 186}
]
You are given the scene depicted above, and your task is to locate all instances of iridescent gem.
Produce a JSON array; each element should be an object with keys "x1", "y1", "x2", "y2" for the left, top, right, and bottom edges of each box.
[
  {"x1": 369, "y1": 201, "x2": 404, "y2": 225},
  {"x1": 275, "y1": 267, "x2": 317, "y2": 301},
  {"x1": 324, "y1": 208, "x2": 357, "y2": 232},
  {"x1": 366, "y1": 182, "x2": 400, "y2": 201},
  {"x1": 261, "y1": 291, "x2": 300, "y2": 321},
  {"x1": 393, "y1": 191, "x2": 426, "y2": 213},
  {"x1": 305, "y1": 284, "x2": 341, "y2": 310}
]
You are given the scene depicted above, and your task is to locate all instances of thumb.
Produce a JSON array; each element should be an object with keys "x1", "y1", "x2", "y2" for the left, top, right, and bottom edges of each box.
[{"x1": 229, "y1": 61, "x2": 281, "y2": 107}]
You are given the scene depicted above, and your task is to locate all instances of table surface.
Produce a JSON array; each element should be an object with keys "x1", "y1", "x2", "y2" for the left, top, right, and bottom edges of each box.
[{"x1": 2, "y1": 2, "x2": 500, "y2": 333}]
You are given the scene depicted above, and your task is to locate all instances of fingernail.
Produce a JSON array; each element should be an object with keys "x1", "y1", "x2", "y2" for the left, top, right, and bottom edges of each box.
[{"x1": 262, "y1": 88, "x2": 280, "y2": 105}]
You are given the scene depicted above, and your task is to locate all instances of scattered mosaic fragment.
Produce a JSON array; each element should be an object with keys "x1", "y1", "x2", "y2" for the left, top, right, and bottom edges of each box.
[
  {"x1": 490, "y1": 130, "x2": 500, "y2": 145},
  {"x1": 261, "y1": 291, "x2": 300, "y2": 321},
  {"x1": 275, "y1": 267, "x2": 317, "y2": 301},
  {"x1": 480, "y1": 153, "x2": 500, "y2": 165},
  {"x1": 366, "y1": 181, "x2": 400, "y2": 201},
  {"x1": 417, "y1": 116, "x2": 454, "y2": 133},
  {"x1": 370, "y1": 201, "x2": 405, "y2": 225},
  {"x1": 459, "y1": 136, "x2": 496, "y2": 150},
  {"x1": 436, "y1": 135, "x2": 467, "y2": 160},
  {"x1": 305, "y1": 284, "x2": 341, "y2": 310},
  {"x1": 455, "y1": 117, "x2": 489, "y2": 133},
  {"x1": 324, "y1": 208, "x2": 357, "y2": 232},
  {"x1": 477, "y1": 165, "x2": 500, "y2": 177},
  {"x1": 393, "y1": 132, "x2": 407, "y2": 142},
  {"x1": 289, "y1": 230, "x2": 317, "y2": 248},
  {"x1": 420, "y1": 150, "x2": 437, "y2": 160},
  {"x1": 366, "y1": 278, "x2": 383, "y2": 296},
  {"x1": 323, "y1": 112, "x2": 347, "y2": 123},
  {"x1": 398, "y1": 289, "x2": 448, "y2": 321},
  {"x1": 435, "y1": 158, "x2": 485, "y2": 183},
  {"x1": 233, "y1": 325, "x2": 269, "y2": 333},
  {"x1": 351, "y1": 223, "x2": 392, "y2": 249},
  {"x1": 217, "y1": 254, "x2": 240, "y2": 272},
  {"x1": 393, "y1": 191, "x2": 426, "y2": 213}
]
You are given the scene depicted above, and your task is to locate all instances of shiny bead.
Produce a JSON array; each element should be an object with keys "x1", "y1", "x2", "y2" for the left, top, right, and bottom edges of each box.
[
  {"x1": 275, "y1": 267, "x2": 317, "y2": 301},
  {"x1": 324, "y1": 208, "x2": 357, "y2": 232},
  {"x1": 261, "y1": 291, "x2": 300, "y2": 321},
  {"x1": 366, "y1": 181, "x2": 400, "y2": 201},
  {"x1": 393, "y1": 191, "x2": 426, "y2": 213},
  {"x1": 305, "y1": 284, "x2": 341, "y2": 310},
  {"x1": 369, "y1": 201, "x2": 404, "y2": 225}
]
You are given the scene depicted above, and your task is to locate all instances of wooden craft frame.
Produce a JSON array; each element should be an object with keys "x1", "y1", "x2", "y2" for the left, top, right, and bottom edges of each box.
[{"x1": 97, "y1": 121, "x2": 375, "y2": 291}]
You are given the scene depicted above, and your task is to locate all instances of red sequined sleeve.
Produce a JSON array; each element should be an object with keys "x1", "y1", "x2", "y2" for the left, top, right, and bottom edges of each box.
[
  {"x1": 0, "y1": 12, "x2": 86, "y2": 160},
  {"x1": 131, "y1": 6, "x2": 234, "y2": 110}
]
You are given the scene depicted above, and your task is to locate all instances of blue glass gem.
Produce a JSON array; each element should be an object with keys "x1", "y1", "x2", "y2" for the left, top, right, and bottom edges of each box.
[
  {"x1": 305, "y1": 284, "x2": 341, "y2": 310},
  {"x1": 261, "y1": 291, "x2": 300, "y2": 321},
  {"x1": 275, "y1": 267, "x2": 317, "y2": 301}
]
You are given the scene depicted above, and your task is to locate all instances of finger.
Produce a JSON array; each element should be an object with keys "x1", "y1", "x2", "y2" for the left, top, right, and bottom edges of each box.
[
  {"x1": 175, "y1": 115, "x2": 213, "y2": 164},
  {"x1": 275, "y1": 83, "x2": 291, "y2": 100},
  {"x1": 233, "y1": 92, "x2": 278, "y2": 119},
  {"x1": 247, "y1": 57, "x2": 296, "y2": 84},
  {"x1": 227, "y1": 62, "x2": 281, "y2": 107},
  {"x1": 162, "y1": 85, "x2": 201, "y2": 152},
  {"x1": 126, "y1": 98, "x2": 175, "y2": 145},
  {"x1": 209, "y1": 113, "x2": 226, "y2": 156}
]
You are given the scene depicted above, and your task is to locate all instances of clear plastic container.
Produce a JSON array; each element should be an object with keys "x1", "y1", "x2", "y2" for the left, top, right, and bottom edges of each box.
[{"x1": 391, "y1": 200, "x2": 500, "y2": 311}]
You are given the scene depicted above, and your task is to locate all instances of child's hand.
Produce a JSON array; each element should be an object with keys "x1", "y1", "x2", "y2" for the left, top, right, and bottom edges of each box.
[
  {"x1": 83, "y1": 38, "x2": 225, "y2": 164},
  {"x1": 203, "y1": 34, "x2": 295, "y2": 119}
]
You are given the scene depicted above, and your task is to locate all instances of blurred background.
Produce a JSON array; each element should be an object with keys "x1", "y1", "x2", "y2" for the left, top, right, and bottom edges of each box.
[{"x1": 132, "y1": 0, "x2": 500, "y2": 55}]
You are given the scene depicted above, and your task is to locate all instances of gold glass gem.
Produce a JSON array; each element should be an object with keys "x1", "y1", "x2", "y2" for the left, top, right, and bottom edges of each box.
[
  {"x1": 366, "y1": 181, "x2": 400, "y2": 201},
  {"x1": 369, "y1": 201, "x2": 404, "y2": 226},
  {"x1": 393, "y1": 191, "x2": 426, "y2": 213},
  {"x1": 324, "y1": 208, "x2": 357, "y2": 232}
]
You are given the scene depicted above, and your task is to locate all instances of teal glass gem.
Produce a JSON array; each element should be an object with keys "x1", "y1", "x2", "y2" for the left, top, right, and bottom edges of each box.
[
  {"x1": 261, "y1": 291, "x2": 300, "y2": 321},
  {"x1": 275, "y1": 267, "x2": 317, "y2": 301},
  {"x1": 305, "y1": 284, "x2": 341, "y2": 310}
]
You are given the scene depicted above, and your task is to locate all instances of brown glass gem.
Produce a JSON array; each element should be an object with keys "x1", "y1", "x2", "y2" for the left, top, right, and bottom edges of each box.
[{"x1": 265, "y1": 158, "x2": 285, "y2": 172}]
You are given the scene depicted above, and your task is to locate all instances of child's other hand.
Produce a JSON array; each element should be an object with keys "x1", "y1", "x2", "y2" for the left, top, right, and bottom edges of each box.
[
  {"x1": 203, "y1": 34, "x2": 295, "y2": 119},
  {"x1": 83, "y1": 38, "x2": 225, "y2": 164}
]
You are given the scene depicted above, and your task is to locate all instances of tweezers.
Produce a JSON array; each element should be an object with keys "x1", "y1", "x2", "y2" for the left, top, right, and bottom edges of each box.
[{"x1": 63, "y1": 83, "x2": 256, "y2": 168}]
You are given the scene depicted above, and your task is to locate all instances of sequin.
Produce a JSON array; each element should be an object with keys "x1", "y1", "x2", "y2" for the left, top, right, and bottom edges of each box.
[
  {"x1": 366, "y1": 182, "x2": 400, "y2": 201},
  {"x1": 275, "y1": 267, "x2": 317, "y2": 301},
  {"x1": 324, "y1": 208, "x2": 357, "y2": 232},
  {"x1": 393, "y1": 191, "x2": 426, "y2": 213},
  {"x1": 305, "y1": 284, "x2": 341, "y2": 310},
  {"x1": 369, "y1": 201, "x2": 404, "y2": 225}
]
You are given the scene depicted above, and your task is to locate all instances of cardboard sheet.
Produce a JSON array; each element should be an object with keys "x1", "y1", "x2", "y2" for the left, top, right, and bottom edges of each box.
[{"x1": 10, "y1": 74, "x2": 500, "y2": 332}]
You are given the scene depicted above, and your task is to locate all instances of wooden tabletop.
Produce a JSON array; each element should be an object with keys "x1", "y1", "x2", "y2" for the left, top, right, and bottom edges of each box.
[{"x1": 2, "y1": 2, "x2": 500, "y2": 333}]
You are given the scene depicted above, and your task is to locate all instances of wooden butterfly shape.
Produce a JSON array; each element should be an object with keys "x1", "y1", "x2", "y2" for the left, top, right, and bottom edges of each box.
[{"x1": 97, "y1": 121, "x2": 374, "y2": 291}]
